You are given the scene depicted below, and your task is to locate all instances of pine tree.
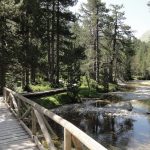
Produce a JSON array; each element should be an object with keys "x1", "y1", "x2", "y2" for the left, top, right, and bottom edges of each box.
[
  {"x1": 0, "y1": 0, "x2": 22, "y2": 94},
  {"x1": 108, "y1": 5, "x2": 134, "y2": 82},
  {"x1": 81, "y1": 0, "x2": 109, "y2": 84}
]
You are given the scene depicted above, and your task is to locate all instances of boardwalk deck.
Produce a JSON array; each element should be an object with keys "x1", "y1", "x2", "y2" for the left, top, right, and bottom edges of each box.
[{"x1": 0, "y1": 97, "x2": 38, "y2": 150}]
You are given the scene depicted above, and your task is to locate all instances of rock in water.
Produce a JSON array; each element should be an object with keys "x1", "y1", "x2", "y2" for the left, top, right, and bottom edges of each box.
[{"x1": 105, "y1": 101, "x2": 133, "y2": 111}]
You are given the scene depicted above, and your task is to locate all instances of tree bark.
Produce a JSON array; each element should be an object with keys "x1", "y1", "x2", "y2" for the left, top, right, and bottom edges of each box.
[
  {"x1": 111, "y1": 17, "x2": 117, "y2": 83},
  {"x1": 50, "y1": 0, "x2": 55, "y2": 84},
  {"x1": 56, "y1": 0, "x2": 60, "y2": 85},
  {"x1": 25, "y1": 68, "x2": 30, "y2": 86},
  {"x1": 31, "y1": 66, "x2": 36, "y2": 83},
  {"x1": 95, "y1": 5, "x2": 100, "y2": 84},
  {"x1": 47, "y1": 2, "x2": 52, "y2": 82}
]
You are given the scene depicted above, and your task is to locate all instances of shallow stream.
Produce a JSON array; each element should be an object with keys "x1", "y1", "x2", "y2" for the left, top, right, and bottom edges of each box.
[{"x1": 53, "y1": 80, "x2": 150, "y2": 150}]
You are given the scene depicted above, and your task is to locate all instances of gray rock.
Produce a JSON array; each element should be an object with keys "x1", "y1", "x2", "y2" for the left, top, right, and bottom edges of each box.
[{"x1": 105, "y1": 101, "x2": 133, "y2": 111}]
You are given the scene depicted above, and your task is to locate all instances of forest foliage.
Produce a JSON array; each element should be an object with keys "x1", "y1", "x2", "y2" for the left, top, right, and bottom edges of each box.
[{"x1": 0, "y1": 0, "x2": 150, "y2": 96}]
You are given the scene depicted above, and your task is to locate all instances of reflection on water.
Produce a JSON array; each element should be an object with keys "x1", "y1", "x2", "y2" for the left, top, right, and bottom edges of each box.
[{"x1": 62, "y1": 110, "x2": 150, "y2": 150}]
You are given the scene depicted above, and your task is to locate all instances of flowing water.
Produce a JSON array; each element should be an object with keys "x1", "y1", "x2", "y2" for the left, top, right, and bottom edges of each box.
[{"x1": 52, "y1": 80, "x2": 150, "y2": 150}]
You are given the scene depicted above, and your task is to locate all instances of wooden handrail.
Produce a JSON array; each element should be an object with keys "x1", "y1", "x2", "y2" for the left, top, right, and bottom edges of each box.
[{"x1": 3, "y1": 87, "x2": 107, "y2": 150}]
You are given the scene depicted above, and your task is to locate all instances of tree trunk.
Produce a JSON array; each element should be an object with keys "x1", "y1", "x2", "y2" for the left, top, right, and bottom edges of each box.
[
  {"x1": 47, "y1": 2, "x2": 52, "y2": 82},
  {"x1": 95, "y1": 6, "x2": 100, "y2": 84},
  {"x1": 50, "y1": 0, "x2": 55, "y2": 84},
  {"x1": 111, "y1": 20, "x2": 117, "y2": 82},
  {"x1": 31, "y1": 66, "x2": 36, "y2": 83},
  {"x1": 25, "y1": 68, "x2": 30, "y2": 86},
  {"x1": 109, "y1": 61, "x2": 113, "y2": 83},
  {"x1": 22, "y1": 69, "x2": 26, "y2": 89},
  {"x1": 56, "y1": 0, "x2": 60, "y2": 85}
]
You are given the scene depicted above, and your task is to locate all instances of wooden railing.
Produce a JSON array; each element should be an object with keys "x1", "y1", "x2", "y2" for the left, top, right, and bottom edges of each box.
[{"x1": 3, "y1": 87, "x2": 107, "y2": 150}]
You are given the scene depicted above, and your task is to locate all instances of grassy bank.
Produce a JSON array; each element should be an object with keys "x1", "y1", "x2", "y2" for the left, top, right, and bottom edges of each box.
[
  {"x1": 33, "y1": 93, "x2": 74, "y2": 109},
  {"x1": 18, "y1": 77, "x2": 122, "y2": 109},
  {"x1": 79, "y1": 83, "x2": 118, "y2": 98}
]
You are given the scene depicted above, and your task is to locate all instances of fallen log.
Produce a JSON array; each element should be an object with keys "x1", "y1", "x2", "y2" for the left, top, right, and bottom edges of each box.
[{"x1": 21, "y1": 88, "x2": 67, "y2": 98}]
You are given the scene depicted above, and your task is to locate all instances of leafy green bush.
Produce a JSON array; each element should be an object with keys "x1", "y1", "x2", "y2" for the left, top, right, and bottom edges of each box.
[
  {"x1": 34, "y1": 93, "x2": 73, "y2": 109},
  {"x1": 79, "y1": 87, "x2": 102, "y2": 98},
  {"x1": 109, "y1": 83, "x2": 118, "y2": 92},
  {"x1": 30, "y1": 83, "x2": 51, "y2": 92}
]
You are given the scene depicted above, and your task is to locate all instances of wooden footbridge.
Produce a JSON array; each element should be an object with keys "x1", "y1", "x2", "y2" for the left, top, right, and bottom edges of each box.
[{"x1": 0, "y1": 87, "x2": 107, "y2": 150}]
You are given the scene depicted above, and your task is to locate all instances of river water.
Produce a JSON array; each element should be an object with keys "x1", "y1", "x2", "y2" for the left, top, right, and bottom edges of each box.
[{"x1": 53, "y1": 80, "x2": 150, "y2": 150}]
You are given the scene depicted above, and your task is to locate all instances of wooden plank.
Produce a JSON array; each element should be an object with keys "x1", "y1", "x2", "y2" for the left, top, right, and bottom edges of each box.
[
  {"x1": 0, "y1": 129, "x2": 26, "y2": 137},
  {"x1": 34, "y1": 109, "x2": 56, "y2": 150},
  {"x1": 9, "y1": 93, "x2": 18, "y2": 112},
  {"x1": 32, "y1": 109, "x2": 37, "y2": 135},
  {"x1": 64, "y1": 129, "x2": 72, "y2": 150},
  {"x1": 21, "y1": 106, "x2": 31, "y2": 119},
  {"x1": 34, "y1": 136, "x2": 45, "y2": 150},
  {"x1": 0, "y1": 120, "x2": 21, "y2": 125},
  {"x1": 0, "y1": 136, "x2": 30, "y2": 144},
  {"x1": 0, "y1": 132, "x2": 28, "y2": 141},
  {"x1": 42, "y1": 115, "x2": 58, "y2": 140},
  {"x1": 72, "y1": 135, "x2": 83, "y2": 150},
  {"x1": 0, "y1": 139, "x2": 36, "y2": 150},
  {"x1": 20, "y1": 120, "x2": 33, "y2": 138},
  {"x1": 0, "y1": 121, "x2": 20, "y2": 126},
  {"x1": 0, "y1": 146, "x2": 38, "y2": 150},
  {"x1": 0, "y1": 125, "x2": 23, "y2": 131},
  {"x1": 0, "y1": 138, "x2": 35, "y2": 146},
  {"x1": 17, "y1": 98, "x2": 22, "y2": 118},
  {"x1": 0, "y1": 121, "x2": 19, "y2": 125}
]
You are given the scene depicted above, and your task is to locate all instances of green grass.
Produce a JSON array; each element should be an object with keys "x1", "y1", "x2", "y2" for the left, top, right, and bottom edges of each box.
[
  {"x1": 31, "y1": 82, "x2": 120, "y2": 109},
  {"x1": 109, "y1": 83, "x2": 118, "y2": 92},
  {"x1": 79, "y1": 87, "x2": 102, "y2": 98},
  {"x1": 33, "y1": 93, "x2": 74, "y2": 109},
  {"x1": 30, "y1": 83, "x2": 51, "y2": 92},
  {"x1": 79, "y1": 82, "x2": 118, "y2": 98}
]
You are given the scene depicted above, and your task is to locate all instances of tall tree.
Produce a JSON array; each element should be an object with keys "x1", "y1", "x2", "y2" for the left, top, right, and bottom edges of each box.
[
  {"x1": 108, "y1": 5, "x2": 134, "y2": 82},
  {"x1": 81, "y1": 0, "x2": 109, "y2": 84},
  {"x1": 0, "y1": 0, "x2": 22, "y2": 94}
]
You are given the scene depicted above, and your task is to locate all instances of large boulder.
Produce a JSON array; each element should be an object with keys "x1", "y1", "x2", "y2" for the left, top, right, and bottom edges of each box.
[{"x1": 105, "y1": 101, "x2": 133, "y2": 111}]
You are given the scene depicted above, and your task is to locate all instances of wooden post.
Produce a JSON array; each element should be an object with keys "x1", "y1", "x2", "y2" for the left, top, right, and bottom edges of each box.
[
  {"x1": 34, "y1": 109, "x2": 56, "y2": 150},
  {"x1": 9, "y1": 94, "x2": 13, "y2": 108},
  {"x1": 6, "y1": 91, "x2": 9, "y2": 103},
  {"x1": 21, "y1": 107, "x2": 31, "y2": 120},
  {"x1": 42, "y1": 115, "x2": 58, "y2": 140},
  {"x1": 32, "y1": 109, "x2": 37, "y2": 135},
  {"x1": 17, "y1": 98, "x2": 21, "y2": 118},
  {"x1": 3, "y1": 88, "x2": 6, "y2": 101},
  {"x1": 64, "y1": 129, "x2": 72, "y2": 150},
  {"x1": 72, "y1": 135, "x2": 82, "y2": 150}
]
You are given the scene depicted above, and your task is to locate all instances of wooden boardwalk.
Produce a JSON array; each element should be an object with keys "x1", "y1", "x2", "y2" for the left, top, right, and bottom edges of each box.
[{"x1": 0, "y1": 97, "x2": 38, "y2": 150}]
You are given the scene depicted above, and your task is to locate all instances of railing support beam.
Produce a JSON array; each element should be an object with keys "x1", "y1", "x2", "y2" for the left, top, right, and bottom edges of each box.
[{"x1": 64, "y1": 129, "x2": 72, "y2": 150}]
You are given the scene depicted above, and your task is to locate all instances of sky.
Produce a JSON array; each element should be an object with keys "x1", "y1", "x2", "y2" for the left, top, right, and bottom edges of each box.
[{"x1": 72, "y1": 0, "x2": 150, "y2": 38}]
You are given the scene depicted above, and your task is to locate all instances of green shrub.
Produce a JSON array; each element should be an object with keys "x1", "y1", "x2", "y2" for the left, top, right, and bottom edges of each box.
[
  {"x1": 30, "y1": 83, "x2": 51, "y2": 92},
  {"x1": 34, "y1": 93, "x2": 73, "y2": 109}
]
